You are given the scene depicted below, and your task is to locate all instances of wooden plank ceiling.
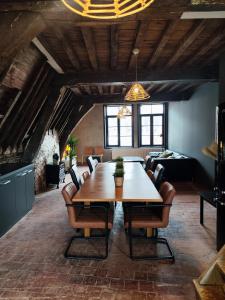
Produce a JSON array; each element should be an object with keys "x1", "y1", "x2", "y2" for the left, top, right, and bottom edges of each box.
[{"x1": 0, "y1": 0, "x2": 225, "y2": 159}]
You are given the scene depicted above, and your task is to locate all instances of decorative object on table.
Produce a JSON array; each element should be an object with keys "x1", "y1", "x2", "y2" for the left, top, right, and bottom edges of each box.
[
  {"x1": 53, "y1": 153, "x2": 59, "y2": 165},
  {"x1": 60, "y1": 0, "x2": 155, "y2": 20},
  {"x1": 113, "y1": 168, "x2": 125, "y2": 187},
  {"x1": 116, "y1": 161, "x2": 124, "y2": 169},
  {"x1": 125, "y1": 49, "x2": 150, "y2": 102},
  {"x1": 114, "y1": 156, "x2": 124, "y2": 162},
  {"x1": 63, "y1": 135, "x2": 78, "y2": 168}
]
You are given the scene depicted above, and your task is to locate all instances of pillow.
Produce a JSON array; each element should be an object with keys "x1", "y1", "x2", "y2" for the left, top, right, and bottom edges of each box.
[{"x1": 159, "y1": 150, "x2": 173, "y2": 158}]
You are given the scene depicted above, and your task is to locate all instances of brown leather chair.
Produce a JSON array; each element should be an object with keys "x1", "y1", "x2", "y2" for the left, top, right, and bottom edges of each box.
[
  {"x1": 82, "y1": 171, "x2": 90, "y2": 181},
  {"x1": 61, "y1": 182, "x2": 114, "y2": 259},
  {"x1": 124, "y1": 181, "x2": 176, "y2": 261},
  {"x1": 147, "y1": 163, "x2": 165, "y2": 191}
]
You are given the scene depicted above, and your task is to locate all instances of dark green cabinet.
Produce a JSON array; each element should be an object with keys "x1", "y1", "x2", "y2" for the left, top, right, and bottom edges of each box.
[
  {"x1": 0, "y1": 175, "x2": 16, "y2": 236},
  {"x1": 0, "y1": 164, "x2": 34, "y2": 237}
]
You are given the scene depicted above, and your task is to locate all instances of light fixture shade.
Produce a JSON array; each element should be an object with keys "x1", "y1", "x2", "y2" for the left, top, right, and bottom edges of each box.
[
  {"x1": 125, "y1": 82, "x2": 150, "y2": 101},
  {"x1": 117, "y1": 105, "x2": 131, "y2": 119},
  {"x1": 61, "y1": 0, "x2": 155, "y2": 20}
]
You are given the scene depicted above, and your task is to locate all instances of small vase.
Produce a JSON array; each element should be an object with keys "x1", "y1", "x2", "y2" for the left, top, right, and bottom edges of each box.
[{"x1": 114, "y1": 176, "x2": 124, "y2": 187}]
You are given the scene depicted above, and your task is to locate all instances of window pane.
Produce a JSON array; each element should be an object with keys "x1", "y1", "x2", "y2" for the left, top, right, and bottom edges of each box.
[
  {"x1": 120, "y1": 127, "x2": 132, "y2": 136},
  {"x1": 152, "y1": 104, "x2": 164, "y2": 114},
  {"x1": 142, "y1": 135, "x2": 150, "y2": 145},
  {"x1": 153, "y1": 116, "x2": 163, "y2": 125},
  {"x1": 153, "y1": 135, "x2": 163, "y2": 145},
  {"x1": 120, "y1": 116, "x2": 132, "y2": 126},
  {"x1": 141, "y1": 116, "x2": 150, "y2": 126},
  {"x1": 107, "y1": 106, "x2": 120, "y2": 116},
  {"x1": 142, "y1": 126, "x2": 150, "y2": 135},
  {"x1": 108, "y1": 118, "x2": 117, "y2": 127},
  {"x1": 108, "y1": 136, "x2": 118, "y2": 146},
  {"x1": 140, "y1": 105, "x2": 152, "y2": 115},
  {"x1": 120, "y1": 136, "x2": 132, "y2": 146},
  {"x1": 153, "y1": 125, "x2": 162, "y2": 136},
  {"x1": 108, "y1": 127, "x2": 118, "y2": 136}
]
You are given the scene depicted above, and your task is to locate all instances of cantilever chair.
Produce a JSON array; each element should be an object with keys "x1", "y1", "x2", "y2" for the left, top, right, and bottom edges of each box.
[
  {"x1": 124, "y1": 181, "x2": 176, "y2": 261},
  {"x1": 82, "y1": 171, "x2": 90, "y2": 181},
  {"x1": 147, "y1": 163, "x2": 165, "y2": 191},
  {"x1": 86, "y1": 156, "x2": 98, "y2": 173},
  {"x1": 70, "y1": 165, "x2": 84, "y2": 190},
  {"x1": 61, "y1": 182, "x2": 114, "y2": 259}
]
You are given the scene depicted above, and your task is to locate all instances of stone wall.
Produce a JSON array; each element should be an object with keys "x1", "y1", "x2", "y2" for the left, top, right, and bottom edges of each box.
[{"x1": 34, "y1": 130, "x2": 60, "y2": 194}]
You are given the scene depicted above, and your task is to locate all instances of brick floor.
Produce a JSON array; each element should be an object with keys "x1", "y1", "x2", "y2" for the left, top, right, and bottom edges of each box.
[{"x1": 0, "y1": 172, "x2": 217, "y2": 300}]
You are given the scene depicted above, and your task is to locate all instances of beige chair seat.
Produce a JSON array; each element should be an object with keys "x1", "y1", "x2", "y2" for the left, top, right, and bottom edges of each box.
[{"x1": 75, "y1": 208, "x2": 114, "y2": 229}]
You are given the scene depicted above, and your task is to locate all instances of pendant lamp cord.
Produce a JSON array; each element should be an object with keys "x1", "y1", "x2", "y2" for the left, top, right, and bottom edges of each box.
[{"x1": 135, "y1": 53, "x2": 138, "y2": 82}]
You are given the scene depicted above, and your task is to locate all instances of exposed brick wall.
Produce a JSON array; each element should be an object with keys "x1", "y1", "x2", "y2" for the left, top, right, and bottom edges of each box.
[{"x1": 34, "y1": 130, "x2": 60, "y2": 194}]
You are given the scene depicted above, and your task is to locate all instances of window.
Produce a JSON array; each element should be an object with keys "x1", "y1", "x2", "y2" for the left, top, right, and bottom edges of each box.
[
  {"x1": 104, "y1": 105, "x2": 133, "y2": 147},
  {"x1": 139, "y1": 104, "x2": 165, "y2": 146}
]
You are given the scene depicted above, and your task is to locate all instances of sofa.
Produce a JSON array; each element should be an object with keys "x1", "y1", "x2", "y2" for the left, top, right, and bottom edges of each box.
[{"x1": 147, "y1": 150, "x2": 196, "y2": 181}]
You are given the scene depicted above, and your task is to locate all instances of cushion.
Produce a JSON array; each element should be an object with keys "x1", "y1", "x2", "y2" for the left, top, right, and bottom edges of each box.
[{"x1": 159, "y1": 150, "x2": 173, "y2": 158}]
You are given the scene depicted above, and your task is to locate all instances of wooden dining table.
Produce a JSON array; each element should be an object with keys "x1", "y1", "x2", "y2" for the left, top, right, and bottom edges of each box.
[{"x1": 72, "y1": 162, "x2": 162, "y2": 237}]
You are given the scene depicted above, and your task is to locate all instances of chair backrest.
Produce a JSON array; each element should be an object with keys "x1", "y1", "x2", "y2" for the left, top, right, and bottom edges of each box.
[
  {"x1": 86, "y1": 156, "x2": 96, "y2": 173},
  {"x1": 154, "y1": 164, "x2": 165, "y2": 190},
  {"x1": 70, "y1": 165, "x2": 84, "y2": 190},
  {"x1": 94, "y1": 146, "x2": 104, "y2": 155},
  {"x1": 82, "y1": 171, "x2": 90, "y2": 181},
  {"x1": 61, "y1": 182, "x2": 79, "y2": 227},
  {"x1": 145, "y1": 157, "x2": 152, "y2": 172},
  {"x1": 159, "y1": 181, "x2": 176, "y2": 227},
  {"x1": 84, "y1": 146, "x2": 93, "y2": 155}
]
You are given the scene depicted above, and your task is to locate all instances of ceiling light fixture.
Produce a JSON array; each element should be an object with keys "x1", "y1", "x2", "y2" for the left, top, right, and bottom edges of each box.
[
  {"x1": 117, "y1": 105, "x2": 131, "y2": 119},
  {"x1": 61, "y1": 0, "x2": 155, "y2": 20},
  {"x1": 125, "y1": 48, "x2": 150, "y2": 102}
]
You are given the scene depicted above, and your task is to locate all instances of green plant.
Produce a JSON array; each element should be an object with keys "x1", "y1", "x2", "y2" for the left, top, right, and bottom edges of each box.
[
  {"x1": 67, "y1": 135, "x2": 78, "y2": 159},
  {"x1": 115, "y1": 156, "x2": 124, "y2": 162},
  {"x1": 116, "y1": 161, "x2": 124, "y2": 169},
  {"x1": 113, "y1": 168, "x2": 125, "y2": 177}
]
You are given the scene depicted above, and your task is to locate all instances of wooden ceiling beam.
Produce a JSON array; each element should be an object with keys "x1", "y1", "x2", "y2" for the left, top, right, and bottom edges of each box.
[
  {"x1": 81, "y1": 28, "x2": 98, "y2": 71},
  {"x1": 59, "y1": 103, "x2": 94, "y2": 157},
  {"x1": 23, "y1": 86, "x2": 61, "y2": 162},
  {"x1": 128, "y1": 20, "x2": 150, "y2": 70},
  {"x1": 49, "y1": 89, "x2": 72, "y2": 129},
  {"x1": 0, "y1": 12, "x2": 45, "y2": 75},
  {"x1": 147, "y1": 20, "x2": 178, "y2": 67},
  {"x1": 67, "y1": 90, "x2": 193, "y2": 103},
  {"x1": 50, "y1": 26, "x2": 80, "y2": 70},
  {"x1": 0, "y1": 61, "x2": 47, "y2": 146},
  {"x1": 110, "y1": 25, "x2": 119, "y2": 70},
  {"x1": 166, "y1": 20, "x2": 207, "y2": 67},
  {"x1": 12, "y1": 68, "x2": 55, "y2": 148},
  {"x1": 186, "y1": 27, "x2": 225, "y2": 66},
  {"x1": 56, "y1": 67, "x2": 217, "y2": 86}
]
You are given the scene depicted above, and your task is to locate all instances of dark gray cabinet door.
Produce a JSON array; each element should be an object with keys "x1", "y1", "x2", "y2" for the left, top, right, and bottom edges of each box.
[
  {"x1": 0, "y1": 176, "x2": 16, "y2": 236},
  {"x1": 15, "y1": 171, "x2": 28, "y2": 218},
  {"x1": 26, "y1": 168, "x2": 34, "y2": 210}
]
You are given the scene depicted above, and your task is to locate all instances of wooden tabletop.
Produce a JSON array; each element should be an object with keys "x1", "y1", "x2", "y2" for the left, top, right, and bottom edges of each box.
[{"x1": 72, "y1": 162, "x2": 162, "y2": 203}]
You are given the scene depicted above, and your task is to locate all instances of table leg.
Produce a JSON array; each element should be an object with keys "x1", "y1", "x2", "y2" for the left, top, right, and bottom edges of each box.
[
  {"x1": 84, "y1": 228, "x2": 90, "y2": 238},
  {"x1": 200, "y1": 196, "x2": 204, "y2": 225},
  {"x1": 147, "y1": 228, "x2": 153, "y2": 238}
]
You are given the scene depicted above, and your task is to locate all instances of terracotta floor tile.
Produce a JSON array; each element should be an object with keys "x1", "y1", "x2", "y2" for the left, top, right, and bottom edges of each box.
[{"x1": 0, "y1": 176, "x2": 217, "y2": 300}]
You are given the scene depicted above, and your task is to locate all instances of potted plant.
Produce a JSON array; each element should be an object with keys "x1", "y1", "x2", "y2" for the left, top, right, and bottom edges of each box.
[
  {"x1": 113, "y1": 168, "x2": 125, "y2": 187},
  {"x1": 65, "y1": 135, "x2": 78, "y2": 168},
  {"x1": 115, "y1": 156, "x2": 124, "y2": 162},
  {"x1": 116, "y1": 161, "x2": 124, "y2": 169}
]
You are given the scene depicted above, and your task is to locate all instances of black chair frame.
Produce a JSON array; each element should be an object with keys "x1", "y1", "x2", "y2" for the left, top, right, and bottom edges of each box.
[
  {"x1": 64, "y1": 203, "x2": 109, "y2": 260},
  {"x1": 126, "y1": 203, "x2": 175, "y2": 262}
]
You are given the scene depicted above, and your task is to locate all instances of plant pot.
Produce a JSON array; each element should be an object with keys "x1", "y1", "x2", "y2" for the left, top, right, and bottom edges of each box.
[{"x1": 114, "y1": 176, "x2": 124, "y2": 187}]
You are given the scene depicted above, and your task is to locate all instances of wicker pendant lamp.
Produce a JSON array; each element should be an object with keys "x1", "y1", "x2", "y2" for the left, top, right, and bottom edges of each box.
[
  {"x1": 117, "y1": 105, "x2": 131, "y2": 119},
  {"x1": 61, "y1": 0, "x2": 155, "y2": 20},
  {"x1": 125, "y1": 49, "x2": 150, "y2": 102}
]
